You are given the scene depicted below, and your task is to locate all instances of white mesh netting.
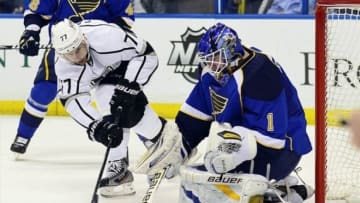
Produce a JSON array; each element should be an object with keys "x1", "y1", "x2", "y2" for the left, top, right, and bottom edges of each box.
[{"x1": 325, "y1": 6, "x2": 360, "y2": 199}]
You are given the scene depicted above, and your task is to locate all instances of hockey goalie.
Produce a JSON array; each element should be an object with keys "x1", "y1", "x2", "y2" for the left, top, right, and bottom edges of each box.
[{"x1": 135, "y1": 22, "x2": 314, "y2": 203}]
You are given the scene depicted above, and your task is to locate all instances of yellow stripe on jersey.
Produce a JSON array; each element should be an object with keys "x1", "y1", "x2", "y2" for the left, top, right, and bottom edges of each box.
[{"x1": 44, "y1": 49, "x2": 50, "y2": 80}]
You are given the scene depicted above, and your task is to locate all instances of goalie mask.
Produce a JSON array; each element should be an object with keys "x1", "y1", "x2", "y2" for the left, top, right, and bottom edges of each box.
[
  {"x1": 198, "y1": 23, "x2": 244, "y2": 80},
  {"x1": 51, "y1": 19, "x2": 89, "y2": 65}
]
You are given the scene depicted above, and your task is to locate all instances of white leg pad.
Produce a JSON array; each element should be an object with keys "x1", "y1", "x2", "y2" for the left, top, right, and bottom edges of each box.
[
  {"x1": 179, "y1": 164, "x2": 269, "y2": 203},
  {"x1": 134, "y1": 121, "x2": 183, "y2": 176}
]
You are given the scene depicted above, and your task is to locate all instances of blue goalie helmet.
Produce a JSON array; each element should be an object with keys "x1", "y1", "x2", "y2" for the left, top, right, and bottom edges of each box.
[{"x1": 197, "y1": 23, "x2": 244, "y2": 78}]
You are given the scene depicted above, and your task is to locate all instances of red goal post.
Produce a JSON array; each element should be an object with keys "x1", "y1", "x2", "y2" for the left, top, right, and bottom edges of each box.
[{"x1": 316, "y1": 0, "x2": 360, "y2": 203}]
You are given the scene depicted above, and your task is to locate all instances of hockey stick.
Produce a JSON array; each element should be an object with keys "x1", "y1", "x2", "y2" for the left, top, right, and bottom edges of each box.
[
  {"x1": 0, "y1": 44, "x2": 52, "y2": 50},
  {"x1": 90, "y1": 107, "x2": 122, "y2": 203},
  {"x1": 90, "y1": 66, "x2": 115, "y2": 87},
  {"x1": 91, "y1": 141, "x2": 112, "y2": 203},
  {"x1": 141, "y1": 165, "x2": 170, "y2": 203}
]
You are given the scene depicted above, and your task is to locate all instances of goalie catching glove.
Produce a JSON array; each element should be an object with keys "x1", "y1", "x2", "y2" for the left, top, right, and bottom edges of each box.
[
  {"x1": 87, "y1": 115, "x2": 123, "y2": 148},
  {"x1": 204, "y1": 125, "x2": 258, "y2": 174},
  {"x1": 110, "y1": 79, "x2": 148, "y2": 128}
]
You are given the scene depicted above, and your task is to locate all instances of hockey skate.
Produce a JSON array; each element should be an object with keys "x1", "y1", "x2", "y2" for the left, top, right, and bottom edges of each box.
[
  {"x1": 264, "y1": 176, "x2": 314, "y2": 203},
  {"x1": 99, "y1": 158, "x2": 136, "y2": 197},
  {"x1": 10, "y1": 135, "x2": 30, "y2": 155}
]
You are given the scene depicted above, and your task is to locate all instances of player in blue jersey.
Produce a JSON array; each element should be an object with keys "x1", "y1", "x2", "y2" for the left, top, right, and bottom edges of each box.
[{"x1": 135, "y1": 23, "x2": 314, "y2": 203}]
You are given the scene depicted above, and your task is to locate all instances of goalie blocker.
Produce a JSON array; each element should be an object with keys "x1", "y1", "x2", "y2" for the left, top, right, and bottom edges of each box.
[{"x1": 179, "y1": 164, "x2": 269, "y2": 203}]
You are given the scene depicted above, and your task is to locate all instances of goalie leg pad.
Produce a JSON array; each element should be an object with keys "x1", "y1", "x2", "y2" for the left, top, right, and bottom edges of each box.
[
  {"x1": 179, "y1": 164, "x2": 269, "y2": 203},
  {"x1": 134, "y1": 121, "x2": 184, "y2": 176}
]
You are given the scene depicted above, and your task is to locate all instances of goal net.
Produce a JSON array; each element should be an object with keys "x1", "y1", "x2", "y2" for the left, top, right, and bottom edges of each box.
[{"x1": 316, "y1": 0, "x2": 360, "y2": 202}]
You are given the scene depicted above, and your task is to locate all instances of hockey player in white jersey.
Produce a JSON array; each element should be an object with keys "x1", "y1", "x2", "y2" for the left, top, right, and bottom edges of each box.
[{"x1": 51, "y1": 19, "x2": 166, "y2": 197}]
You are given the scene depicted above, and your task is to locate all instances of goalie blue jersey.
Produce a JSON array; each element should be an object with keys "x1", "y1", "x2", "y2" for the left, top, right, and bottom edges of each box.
[
  {"x1": 182, "y1": 47, "x2": 312, "y2": 155},
  {"x1": 23, "y1": 0, "x2": 134, "y2": 31}
]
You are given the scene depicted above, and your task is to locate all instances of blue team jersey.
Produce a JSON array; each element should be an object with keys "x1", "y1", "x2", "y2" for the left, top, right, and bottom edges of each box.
[
  {"x1": 183, "y1": 47, "x2": 312, "y2": 155},
  {"x1": 24, "y1": 0, "x2": 134, "y2": 30}
]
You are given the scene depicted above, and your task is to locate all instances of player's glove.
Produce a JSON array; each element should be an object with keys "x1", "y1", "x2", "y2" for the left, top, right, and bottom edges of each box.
[
  {"x1": 204, "y1": 125, "x2": 258, "y2": 174},
  {"x1": 110, "y1": 78, "x2": 148, "y2": 128},
  {"x1": 19, "y1": 29, "x2": 40, "y2": 56},
  {"x1": 87, "y1": 115, "x2": 123, "y2": 148}
]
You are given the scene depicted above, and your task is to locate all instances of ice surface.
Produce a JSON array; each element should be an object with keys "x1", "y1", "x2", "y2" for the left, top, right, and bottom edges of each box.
[{"x1": 0, "y1": 116, "x2": 316, "y2": 203}]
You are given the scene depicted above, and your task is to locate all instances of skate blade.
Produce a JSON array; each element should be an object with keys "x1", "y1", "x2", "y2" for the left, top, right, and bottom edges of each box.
[
  {"x1": 12, "y1": 152, "x2": 23, "y2": 161},
  {"x1": 99, "y1": 182, "x2": 136, "y2": 197}
]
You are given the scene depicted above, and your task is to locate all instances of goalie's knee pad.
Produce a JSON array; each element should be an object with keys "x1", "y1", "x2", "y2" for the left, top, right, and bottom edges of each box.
[{"x1": 179, "y1": 164, "x2": 268, "y2": 203}]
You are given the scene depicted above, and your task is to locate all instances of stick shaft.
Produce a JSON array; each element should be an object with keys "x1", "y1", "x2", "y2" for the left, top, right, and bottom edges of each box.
[
  {"x1": 91, "y1": 145, "x2": 111, "y2": 203},
  {"x1": 0, "y1": 44, "x2": 52, "y2": 49},
  {"x1": 141, "y1": 166, "x2": 170, "y2": 203}
]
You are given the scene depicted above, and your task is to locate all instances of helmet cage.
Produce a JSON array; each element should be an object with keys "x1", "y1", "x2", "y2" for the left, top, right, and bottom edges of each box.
[
  {"x1": 197, "y1": 23, "x2": 244, "y2": 80},
  {"x1": 199, "y1": 48, "x2": 229, "y2": 78}
]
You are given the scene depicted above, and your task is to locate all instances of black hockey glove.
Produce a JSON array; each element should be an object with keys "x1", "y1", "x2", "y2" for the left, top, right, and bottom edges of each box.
[
  {"x1": 19, "y1": 29, "x2": 40, "y2": 56},
  {"x1": 87, "y1": 116, "x2": 123, "y2": 148},
  {"x1": 110, "y1": 79, "x2": 148, "y2": 128}
]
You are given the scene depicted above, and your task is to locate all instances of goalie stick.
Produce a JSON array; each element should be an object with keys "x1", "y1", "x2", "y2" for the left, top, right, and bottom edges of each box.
[
  {"x1": 0, "y1": 44, "x2": 52, "y2": 50},
  {"x1": 141, "y1": 165, "x2": 170, "y2": 203}
]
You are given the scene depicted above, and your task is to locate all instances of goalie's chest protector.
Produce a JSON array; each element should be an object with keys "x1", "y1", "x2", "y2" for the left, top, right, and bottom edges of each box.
[{"x1": 200, "y1": 71, "x2": 244, "y2": 125}]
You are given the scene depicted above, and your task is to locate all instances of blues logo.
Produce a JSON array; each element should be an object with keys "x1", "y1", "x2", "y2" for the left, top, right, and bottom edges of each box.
[{"x1": 67, "y1": 0, "x2": 101, "y2": 22}]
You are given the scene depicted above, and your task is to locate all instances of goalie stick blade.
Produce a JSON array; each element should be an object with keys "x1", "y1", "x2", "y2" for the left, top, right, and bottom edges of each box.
[{"x1": 141, "y1": 166, "x2": 170, "y2": 203}]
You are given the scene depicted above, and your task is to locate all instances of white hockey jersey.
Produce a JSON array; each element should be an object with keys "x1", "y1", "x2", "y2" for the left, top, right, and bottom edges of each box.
[{"x1": 55, "y1": 20, "x2": 158, "y2": 128}]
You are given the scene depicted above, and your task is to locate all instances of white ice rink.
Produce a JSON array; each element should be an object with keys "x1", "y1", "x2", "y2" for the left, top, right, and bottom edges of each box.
[{"x1": 0, "y1": 116, "x2": 315, "y2": 203}]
